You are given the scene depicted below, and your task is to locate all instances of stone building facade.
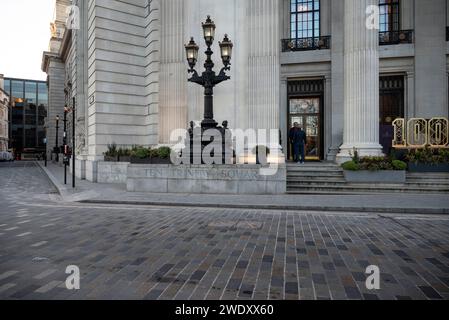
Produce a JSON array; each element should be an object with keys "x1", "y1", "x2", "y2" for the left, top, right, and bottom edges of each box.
[
  {"x1": 43, "y1": 0, "x2": 449, "y2": 181},
  {"x1": 0, "y1": 75, "x2": 9, "y2": 152}
]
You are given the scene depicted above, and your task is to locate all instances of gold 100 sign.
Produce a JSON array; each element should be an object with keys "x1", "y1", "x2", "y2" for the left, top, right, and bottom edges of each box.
[{"x1": 392, "y1": 117, "x2": 449, "y2": 149}]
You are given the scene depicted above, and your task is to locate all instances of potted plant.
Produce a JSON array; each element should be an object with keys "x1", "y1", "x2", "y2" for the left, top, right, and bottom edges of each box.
[
  {"x1": 342, "y1": 150, "x2": 407, "y2": 183},
  {"x1": 104, "y1": 143, "x2": 119, "y2": 162},
  {"x1": 406, "y1": 148, "x2": 449, "y2": 172},
  {"x1": 130, "y1": 146, "x2": 152, "y2": 164}
]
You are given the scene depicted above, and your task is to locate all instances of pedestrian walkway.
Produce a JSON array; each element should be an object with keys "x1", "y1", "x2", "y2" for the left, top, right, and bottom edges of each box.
[{"x1": 38, "y1": 161, "x2": 449, "y2": 214}]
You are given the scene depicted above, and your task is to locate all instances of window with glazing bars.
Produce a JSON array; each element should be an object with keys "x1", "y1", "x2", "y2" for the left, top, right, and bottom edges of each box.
[
  {"x1": 379, "y1": 0, "x2": 400, "y2": 32},
  {"x1": 290, "y1": 0, "x2": 320, "y2": 39}
]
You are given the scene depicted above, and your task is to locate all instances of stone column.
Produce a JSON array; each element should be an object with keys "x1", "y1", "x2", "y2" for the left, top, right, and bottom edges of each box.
[
  {"x1": 159, "y1": 0, "x2": 188, "y2": 144},
  {"x1": 406, "y1": 72, "x2": 415, "y2": 118},
  {"x1": 336, "y1": 0, "x2": 383, "y2": 162},
  {"x1": 246, "y1": 0, "x2": 282, "y2": 159},
  {"x1": 329, "y1": 0, "x2": 345, "y2": 161},
  {"x1": 280, "y1": 77, "x2": 288, "y2": 154},
  {"x1": 247, "y1": 0, "x2": 280, "y2": 132},
  {"x1": 414, "y1": 0, "x2": 447, "y2": 118}
]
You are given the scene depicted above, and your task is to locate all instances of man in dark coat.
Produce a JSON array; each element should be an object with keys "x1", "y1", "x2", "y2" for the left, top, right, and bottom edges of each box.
[{"x1": 289, "y1": 123, "x2": 307, "y2": 164}]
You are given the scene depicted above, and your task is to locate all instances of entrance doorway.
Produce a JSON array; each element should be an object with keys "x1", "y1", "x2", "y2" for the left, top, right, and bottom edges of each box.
[
  {"x1": 380, "y1": 76, "x2": 405, "y2": 154},
  {"x1": 288, "y1": 98, "x2": 322, "y2": 161},
  {"x1": 287, "y1": 79, "x2": 324, "y2": 161}
]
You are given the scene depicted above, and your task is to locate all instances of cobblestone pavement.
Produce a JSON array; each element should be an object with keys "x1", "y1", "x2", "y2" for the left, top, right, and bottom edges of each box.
[{"x1": 0, "y1": 162, "x2": 448, "y2": 300}]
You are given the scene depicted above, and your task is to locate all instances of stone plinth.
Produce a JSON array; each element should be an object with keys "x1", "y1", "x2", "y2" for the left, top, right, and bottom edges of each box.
[
  {"x1": 97, "y1": 161, "x2": 130, "y2": 184},
  {"x1": 127, "y1": 164, "x2": 286, "y2": 195}
]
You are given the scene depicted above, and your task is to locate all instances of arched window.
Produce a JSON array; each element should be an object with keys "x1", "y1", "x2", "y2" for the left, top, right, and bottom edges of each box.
[
  {"x1": 290, "y1": 0, "x2": 320, "y2": 39},
  {"x1": 379, "y1": 0, "x2": 400, "y2": 32}
]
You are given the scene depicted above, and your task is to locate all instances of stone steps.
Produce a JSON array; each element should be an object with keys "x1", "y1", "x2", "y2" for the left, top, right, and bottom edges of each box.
[
  {"x1": 286, "y1": 162, "x2": 449, "y2": 195},
  {"x1": 287, "y1": 183, "x2": 449, "y2": 194},
  {"x1": 287, "y1": 177, "x2": 346, "y2": 183},
  {"x1": 406, "y1": 180, "x2": 449, "y2": 185},
  {"x1": 287, "y1": 173, "x2": 344, "y2": 178}
]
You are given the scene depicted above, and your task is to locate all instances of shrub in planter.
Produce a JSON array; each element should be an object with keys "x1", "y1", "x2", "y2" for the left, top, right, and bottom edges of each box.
[
  {"x1": 157, "y1": 146, "x2": 171, "y2": 159},
  {"x1": 117, "y1": 148, "x2": 132, "y2": 162},
  {"x1": 342, "y1": 157, "x2": 406, "y2": 172},
  {"x1": 358, "y1": 156, "x2": 393, "y2": 171},
  {"x1": 342, "y1": 154, "x2": 407, "y2": 183},
  {"x1": 342, "y1": 161, "x2": 359, "y2": 171},
  {"x1": 149, "y1": 148, "x2": 159, "y2": 158},
  {"x1": 150, "y1": 147, "x2": 172, "y2": 164},
  {"x1": 130, "y1": 147, "x2": 151, "y2": 164},
  {"x1": 392, "y1": 160, "x2": 407, "y2": 171},
  {"x1": 406, "y1": 148, "x2": 449, "y2": 172},
  {"x1": 406, "y1": 148, "x2": 449, "y2": 165},
  {"x1": 104, "y1": 143, "x2": 119, "y2": 162}
]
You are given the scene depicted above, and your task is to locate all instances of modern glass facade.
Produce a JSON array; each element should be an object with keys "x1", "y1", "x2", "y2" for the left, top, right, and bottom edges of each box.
[{"x1": 3, "y1": 78, "x2": 48, "y2": 153}]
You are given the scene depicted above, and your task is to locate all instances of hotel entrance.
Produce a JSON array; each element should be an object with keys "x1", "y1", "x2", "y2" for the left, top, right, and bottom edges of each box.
[
  {"x1": 287, "y1": 80, "x2": 324, "y2": 161},
  {"x1": 379, "y1": 76, "x2": 405, "y2": 154}
]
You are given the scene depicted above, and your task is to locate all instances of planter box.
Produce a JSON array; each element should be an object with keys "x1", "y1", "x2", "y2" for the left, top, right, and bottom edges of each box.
[
  {"x1": 344, "y1": 170, "x2": 406, "y2": 184},
  {"x1": 104, "y1": 156, "x2": 119, "y2": 162},
  {"x1": 408, "y1": 163, "x2": 449, "y2": 173},
  {"x1": 119, "y1": 156, "x2": 131, "y2": 163},
  {"x1": 151, "y1": 158, "x2": 171, "y2": 164},
  {"x1": 130, "y1": 157, "x2": 152, "y2": 164},
  {"x1": 130, "y1": 157, "x2": 171, "y2": 164}
]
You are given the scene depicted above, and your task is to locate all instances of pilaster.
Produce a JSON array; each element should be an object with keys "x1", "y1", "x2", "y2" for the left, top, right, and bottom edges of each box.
[{"x1": 337, "y1": 0, "x2": 383, "y2": 162}]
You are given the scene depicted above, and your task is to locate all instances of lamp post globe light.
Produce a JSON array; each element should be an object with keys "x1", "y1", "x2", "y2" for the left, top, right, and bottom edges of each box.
[{"x1": 185, "y1": 15, "x2": 233, "y2": 130}]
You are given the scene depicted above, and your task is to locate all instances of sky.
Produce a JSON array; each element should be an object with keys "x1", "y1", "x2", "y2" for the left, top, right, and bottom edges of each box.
[{"x1": 0, "y1": 0, "x2": 55, "y2": 81}]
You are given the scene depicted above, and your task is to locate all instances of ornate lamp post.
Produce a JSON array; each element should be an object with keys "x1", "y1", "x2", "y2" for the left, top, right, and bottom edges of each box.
[
  {"x1": 63, "y1": 98, "x2": 76, "y2": 188},
  {"x1": 63, "y1": 106, "x2": 69, "y2": 184},
  {"x1": 54, "y1": 115, "x2": 60, "y2": 162},
  {"x1": 185, "y1": 16, "x2": 233, "y2": 129}
]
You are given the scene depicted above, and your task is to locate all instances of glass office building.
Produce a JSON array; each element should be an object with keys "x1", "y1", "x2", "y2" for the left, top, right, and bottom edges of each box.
[{"x1": 3, "y1": 78, "x2": 48, "y2": 153}]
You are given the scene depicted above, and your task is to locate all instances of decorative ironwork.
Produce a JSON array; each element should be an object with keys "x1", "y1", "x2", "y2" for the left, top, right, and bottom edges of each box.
[
  {"x1": 185, "y1": 16, "x2": 232, "y2": 129},
  {"x1": 380, "y1": 76, "x2": 404, "y2": 90},
  {"x1": 407, "y1": 118, "x2": 427, "y2": 148},
  {"x1": 428, "y1": 118, "x2": 449, "y2": 147},
  {"x1": 392, "y1": 118, "x2": 406, "y2": 148},
  {"x1": 392, "y1": 117, "x2": 449, "y2": 149},
  {"x1": 282, "y1": 36, "x2": 331, "y2": 52},
  {"x1": 287, "y1": 79, "x2": 324, "y2": 95},
  {"x1": 379, "y1": 30, "x2": 414, "y2": 45}
]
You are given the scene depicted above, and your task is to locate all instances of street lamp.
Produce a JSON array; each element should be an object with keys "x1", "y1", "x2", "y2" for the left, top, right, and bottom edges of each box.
[
  {"x1": 63, "y1": 106, "x2": 69, "y2": 184},
  {"x1": 44, "y1": 125, "x2": 47, "y2": 167},
  {"x1": 185, "y1": 15, "x2": 233, "y2": 129},
  {"x1": 55, "y1": 115, "x2": 60, "y2": 162},
  {"x1": 185, "y1": 38, "x2": 199, "y2": 70},
  {"x1": 202, "y1": 15, "x2": 216, "y2": 45},
  {"x1": 219, "y1": 34, "x2": 233, "y2": 68},
  {"x1": 63, "y1": 98, "x2": 76, "y2": 189}
]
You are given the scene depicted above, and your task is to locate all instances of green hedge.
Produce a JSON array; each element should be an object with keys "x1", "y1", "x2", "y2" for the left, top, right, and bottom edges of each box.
[
  {"x1": 341, "y1": 157, "x2": 407, "y2": 171},
  {"x1": 406, "y1": 148, "x2": 449, "y2": 165}
]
